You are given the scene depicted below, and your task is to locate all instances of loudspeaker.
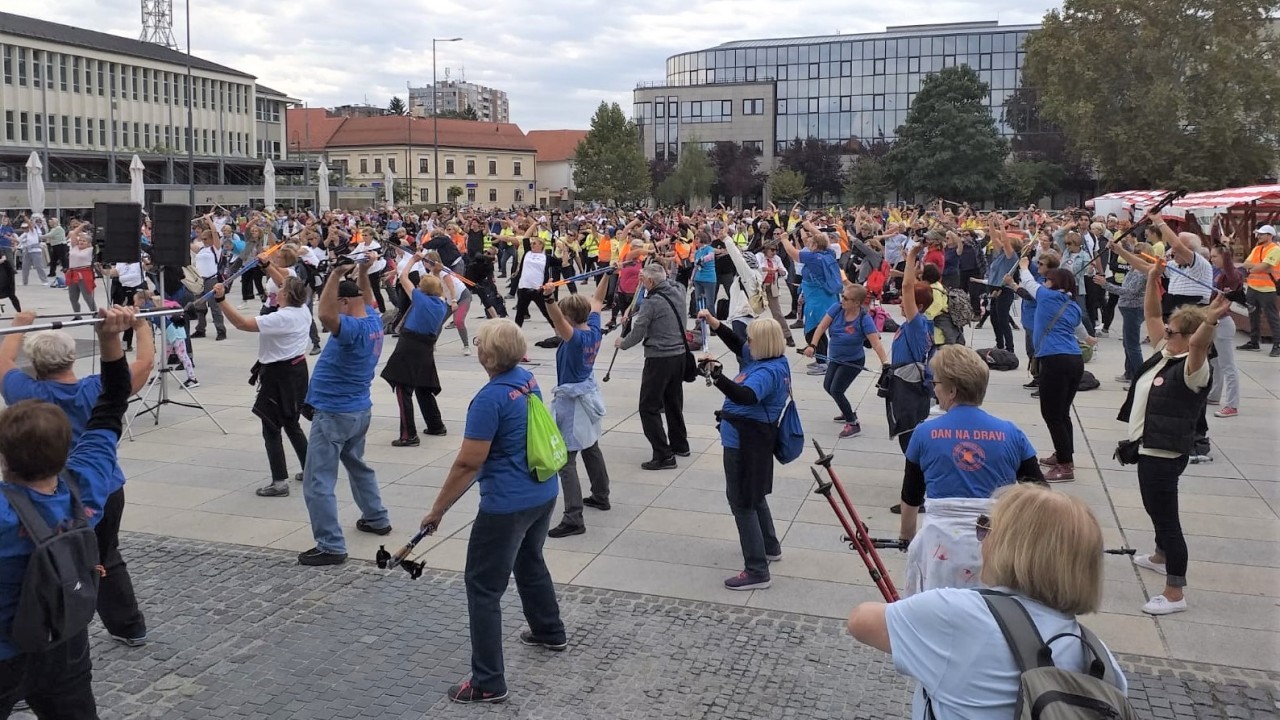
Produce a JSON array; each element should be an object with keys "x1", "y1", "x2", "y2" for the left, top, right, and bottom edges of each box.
[
  {"x1": 97, "y1": 202, "x2": 142, "y2": 264},
  {"x1": 150, "y1": 203, "x2": 192, "y2": 267}
]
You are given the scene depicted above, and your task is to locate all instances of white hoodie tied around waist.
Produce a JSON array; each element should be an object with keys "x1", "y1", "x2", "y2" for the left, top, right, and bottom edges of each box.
[
  {"x1": 551, "y1": 378, "x2": 606, "y2": 452},
  {"x1": 904, "y1": 496, "x2": 993, "y2": 597}
]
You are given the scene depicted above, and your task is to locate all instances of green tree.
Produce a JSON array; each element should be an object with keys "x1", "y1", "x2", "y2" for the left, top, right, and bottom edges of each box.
[
  {"x1": 886, "y1": 65, "x2": 1007, "y2": 203},
  {"x1": 656, "y1": 140, "x2": 715, "y2": 206},
  {"x1": 769, "y1": 168, "x2": 809, "y2": 205},
  {"x1": 434, "y1": 106, "x2": 480, "y2": 120},
  {"x1": 1000, "y1": 160, "x2": 1064, "y2": 207},
  {"x1": 709, "y1": 142, "x2": 765, "y2": 206},
  {"x1": 1024, "y1": 0, "x2": 1280, "y2": 190},
  {"x1": 573, "y1": 102, "x2": 652, "y2": 204},
  {"x1": 388, "y1": 96, "x2": 407, "y2": 116},
  {"x1": 779, "y1": 137, "x2": 844, "y2": 202},
  {"x1": 447, "y1": 185, "x2": 464, "y2": 204},
  {"x1": 843, "y1": 156, "x2": 894, "y2": 206}
]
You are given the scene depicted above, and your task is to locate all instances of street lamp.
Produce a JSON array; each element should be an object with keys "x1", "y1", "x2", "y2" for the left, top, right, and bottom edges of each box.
[{"x1": 432, "y1": 37, "x2": 462, "y2": 207}]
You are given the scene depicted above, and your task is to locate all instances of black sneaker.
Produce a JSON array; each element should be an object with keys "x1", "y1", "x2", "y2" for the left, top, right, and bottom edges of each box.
[
  {"x1": 641, "y1": 457, "x2": 677, "y2": 471},
  {"x1": 1030, "y1": 390, "x2": 1040, "y2": 399},
  {"x1": 724, "y1": 571, "x2": 770, "y2": 590},
  {"x1": 215, "y1": 332, "x2": 227, "y2": 341},
  {"x1": 448, "y1": 679, "x2": 508, "y2": 704},
  {"x1": 672, "y1": 448, "x2": 691, "y2": 457},
  {"x1": 1022, "y1": 379, "x2": 1039, "y2": 388},
  {"x1": 255, "y1": 481, "x2": 290, "y2": 497},
  {"x1": 190, "y1": 331, "x2": 207, "y2": 339},
  {"x1": 423, "y1": 427, "x2": 448, "y2": 436},
  {"x1": 1238, "y1": 341, "x2": 1261, "y2": 351},
  {"x1": 109, "y1": 633, "x2": 149, "y2": 647},
  {"x1": 298, "y1": 547, "x2": 347, "y2": 566},
  {"x1": 889, "y1": 503, "x2": 926, "y2": 515},
  {"x1": 1271, "y1": 345, "x2": 1280, "y2": 358},
  {"x1": 356, "y1": 518, "x2": 392, "y2": 536},
  {"x1": 519, "y1": 629, "x2": 567, "y2": 651},
  {"x1": 582, "y1": 496, "x2": 611, "y2": 511},
  {"x1": 548, "y1": 522, "x2": 585, "y2": 538},
  {"x1": 392, "y1": 436, "x2": 420, "y2": 447}
]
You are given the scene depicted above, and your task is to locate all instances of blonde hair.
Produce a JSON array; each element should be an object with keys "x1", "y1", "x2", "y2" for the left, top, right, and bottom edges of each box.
[
  {"x1": 558, "y1": 294, "x2": 592, "y2": 325},
  {"x1": 746, "y1": 317, "x2": 785, "y2": 360},
  {"x1": 811, "y1": 234, "x2": 830, "y2": 252},
  {"x1": 417, "y1": 274, "x2": 443, "y2": 296},
  {"x1": 981, "y1": 484, "x2": 1104, "y2": 615},
  {"x1": 278, "y1": 277, "x2": 310, "y2": 308},
  {"x1": 474, "y1": 319, "x2": 526, "y2": 374},
  {"x1": 843, "y1": 283, "x2": 868, "y2": 306},
  {"x1": 273, "y1": 244, "x2": 299, "y2": 266},
  {"x1": 23, "y1": 331, "x2": 77, "y2": 378},
  {"x1": 929, "y1": 345, "x2": 989, "y2": 406},
  {"x1": 1168, "y1": 304, "x2": 1208, "y2": 336}
]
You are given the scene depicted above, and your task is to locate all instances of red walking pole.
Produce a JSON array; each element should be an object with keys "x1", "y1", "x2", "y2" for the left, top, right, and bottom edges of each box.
[{"x1": 810, "y1": 440, "x2": 901, "y2": 602}]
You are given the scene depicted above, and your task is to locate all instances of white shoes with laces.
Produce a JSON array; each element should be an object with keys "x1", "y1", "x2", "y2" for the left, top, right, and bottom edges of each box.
[
  {"x1": 1133, "y1": 554, "x2": 1167, "y2": 575},
  {"x1": 1142, "y1": 595, "x2": 1187, "y2": 615}
]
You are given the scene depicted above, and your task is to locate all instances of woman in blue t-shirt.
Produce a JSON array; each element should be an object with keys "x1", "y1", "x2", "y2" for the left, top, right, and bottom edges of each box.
[
  {"x1": 779, "y1": 222, "x2": 841, "y2": 370},
  {"x1": 886, "y1": 244, "x2": 937, "y2": 516},
  {"x1": 1014, "y1": 258, "x2": 1084, "y2": 482},
  {"x1": 699, "y1": 318, "x2": 792, "y2": 592},
  {"x1": 419, "y1": 319, "x2": 564, "y2": 705},
  {"x1": 692, "y1": 232, "x2": 718, "y2": 315},
  {"x1": 803, "y1": 283, "x2": 889, "y2": 438},
  {"x1": 380, "y1": 258, "x2": 449, "y2": 445}
]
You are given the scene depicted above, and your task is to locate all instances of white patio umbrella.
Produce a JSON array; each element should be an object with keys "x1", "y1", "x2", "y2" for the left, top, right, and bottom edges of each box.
[
  {"x1": 129, "y1": 154, "x2": 145, "y2": 204},
  {"x1": 25, "y1": 151, "x2": 45, "y2": 216},
  {"x1": 263, "y1": 159, "x2": 277, "y2": 211},
  {"x1": 317, "y1": 160, "x2": 331, "y2": 212},
  {"x1": 383, "y1": 167, "x2": 395, "y2": 211}
]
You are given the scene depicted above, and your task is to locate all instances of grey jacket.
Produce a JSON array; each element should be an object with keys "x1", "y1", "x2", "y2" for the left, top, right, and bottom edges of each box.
[
  {"x1": 1103, "y1": 268, "x2": 1148, "y2": 309},
  {"x1": 620, "y1": 279, "x2": 687, "y2": 358}
]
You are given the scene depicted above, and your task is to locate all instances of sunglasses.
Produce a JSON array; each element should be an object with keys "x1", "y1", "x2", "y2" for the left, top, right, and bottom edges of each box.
[
  {"x1": 1164, "y1": 325, "x2": 1189, "y2": 337},
  {"x1": 976, "y1": 515, "x2": 992, "y2": 542}
]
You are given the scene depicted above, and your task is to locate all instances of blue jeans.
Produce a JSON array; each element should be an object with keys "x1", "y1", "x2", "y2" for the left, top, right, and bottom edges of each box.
[
  {"x1": 824, "y1": 362, "x2": 863, "y2": 423},
  {"x1": 302, "y1": 408, "x2": 388, "y2": 554},
  {"x1": 466, "y1": 499, "x2": 563, "y2": 694},
  {"x1": 694, "y1": 281, "x2": 717, "y2": 315},
  {"x1": 1119, "y1": 305, "x2": 1144, "y2": 380}
]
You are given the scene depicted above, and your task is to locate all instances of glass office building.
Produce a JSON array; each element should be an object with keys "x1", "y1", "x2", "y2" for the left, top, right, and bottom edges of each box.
[{"x1": 634, "y1": 21, "x2": 1038, "y2": 163}]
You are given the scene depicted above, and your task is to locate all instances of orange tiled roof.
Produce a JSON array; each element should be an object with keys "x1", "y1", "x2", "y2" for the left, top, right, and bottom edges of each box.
[{"x1": 527, "y1": 129, "x2": 588, "y2": 163}]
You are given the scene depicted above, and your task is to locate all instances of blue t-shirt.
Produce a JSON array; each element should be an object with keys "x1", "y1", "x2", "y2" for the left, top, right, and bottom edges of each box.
[
  {"x1": 0, "y1": 428, "x2": 121, "y2": 660},
  {"x1": 465, "y1": 368, "x2": 560, "y2": 514},
  {"x1": 403, "y1": 290, "x2": 448, "y2": 335},
  {"x1": 693, "y1": 245, "x2": 717, "y2": 283},
  {"x1": 905, "y1": 405, "x2": 1036, "y2": 499},
  {"x1": 719, "y1": 356, "x2": 791, "y2": 449},
  {"x1": 886, "y1": 587, "x2": 1127, "y2": 720},
  {"x1": 0, "y1": 225, "x2": 14, "y2": 249},
  {"x1": 825, "y1": 304, "x2": 877, "y2": 364},
  {"x1": 1031, "y1": 288, "x2": 1082, "y2": 357},
  {"x1": 555, "y1": 312, "x2": 602, "y2": 384},
  {"x1": 306, "y1": 309, "x2": 384, "y2": 412},
  {"x1": 986, "y1": 249, "x2": 1018, "y2": 287},
  {"x1": 1, "y1": 372, "x2": 126, "y2": 493},
  {"x1": 891, "y1": 313, "x2": 933, "y2": 367}
]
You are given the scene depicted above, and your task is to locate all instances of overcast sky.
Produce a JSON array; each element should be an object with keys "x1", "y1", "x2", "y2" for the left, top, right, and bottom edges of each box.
[{"x1": 4, "y1": 1, "x2": 1048, "y2": 130}]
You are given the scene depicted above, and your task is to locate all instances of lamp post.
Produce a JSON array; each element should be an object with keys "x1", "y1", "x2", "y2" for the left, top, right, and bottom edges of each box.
[{"x1": 432, "y1": 37, "x2": 462, "y2": 206}]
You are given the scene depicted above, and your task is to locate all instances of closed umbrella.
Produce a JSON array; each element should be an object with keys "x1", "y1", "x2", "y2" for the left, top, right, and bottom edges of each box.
[
  {"x1": 384, "y1": 166, "x2": 395, "y2": 211},
  {"x1": 318, "y1": 160, "x2": 331, "y2": 212},
  {"x1": 263, "y1": 159, "x2": 277, "y2": 211},
  {"x1": 25, "y1": 151, "x2": 45, "y2": 216},
  {"x1": 129, "y1": 154, "x2": 145, "y2": 204}
]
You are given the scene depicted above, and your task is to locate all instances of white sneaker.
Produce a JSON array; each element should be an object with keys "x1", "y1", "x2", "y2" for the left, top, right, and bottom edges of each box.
[
  {"x1": 1133, "y1": 554, "x2": 1167, "y2": 575},
  {"x1": 1142, "y1": 595, "x2": 1187, "y2": 616},
  {"x1": 463, "y1": 345, "x2": 471, "y2": 356}
]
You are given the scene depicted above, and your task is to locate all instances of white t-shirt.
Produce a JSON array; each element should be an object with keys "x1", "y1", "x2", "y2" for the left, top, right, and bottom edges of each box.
[
  {"x1": 1164, "y1": 252, "x2": 1213, "y2": 302},
  {"x1": 255, "y1": 305, "x2": 313, "y2": 363},
  {"x1": 193, "y1": 245, "x2": 220, "y2": 278},
  {"x1": 1126, "y1": 345, "x2": 1211, "y2": 458},
  {"x1": 113, "y1": 262, "x2": 145, "y2": 288},
  {"x1": 886, "y1": 587, "x2": 1127, "y2": 720},
  {"x1": 264, "y1": 266, "x2": 299, "y2": 308},
  {"x1": 441, "y1": 273, "x2": 467, "y2": 301},
  {"x1": 518, "y1": 251, "x2": 548, "y2": 290}
]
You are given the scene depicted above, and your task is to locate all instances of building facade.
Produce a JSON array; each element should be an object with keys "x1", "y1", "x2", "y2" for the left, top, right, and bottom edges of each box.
[
  {"x1": 408, "y1": 80, "x2": 510, "y2": 123},
  {"x1": 634, "y1": 21, "x2": 1038, "y2": 165},
  {"x1": 288, "y1": 110, "x2": 536, "y2": 208},
  {"x1": 526, "y1": 129, "x2": 587, "y2": 209},
  {"x1": 0, "y1": 11, "x2": 339, "y2": 213}
]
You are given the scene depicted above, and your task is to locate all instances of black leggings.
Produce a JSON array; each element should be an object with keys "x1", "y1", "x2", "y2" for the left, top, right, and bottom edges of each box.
[
  {"x1": 241, "y1": 265, "x2": 266, "y2": 301},
  {"x1": 1036, "y1": 353, "x2": 1083, "y2": 464},
  {"x1": 804, "y1": 328, "x2": 829, "y2": 361},
  {"x1": 1137, "y1": 454, "x2": 1189, "y2": 586},
  {"x1": 391, "y1": 382, "x2": 444, "y2": 437},
  {"x1": 263, "y1": 411, "x2": 308, "y2": 483},
  {"x1": 514, "y1": 288, "x2": 552, "y2": 327},
  {"x1": 95, "y1": 488, "x2": 146, "y2": 639},
  {"x1": 368, "y1": 269, "x2": 386, "y2": 313}
]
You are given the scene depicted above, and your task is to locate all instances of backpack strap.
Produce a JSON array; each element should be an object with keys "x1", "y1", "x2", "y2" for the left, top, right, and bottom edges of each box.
[
  {"x1": 1044, "y1": 625, "x2": 1119, "y2": 685},
  {"x1": 0, "y1": 477, "x2": 83, "y2": 544},
  {"x1": 977, "y1": 589, "x2": 1054, "y2": 672}
]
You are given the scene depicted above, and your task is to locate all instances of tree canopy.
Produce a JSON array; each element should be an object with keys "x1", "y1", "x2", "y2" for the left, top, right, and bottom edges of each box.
[
  {"x1": 886, "y1": 65, "x2": 1008, "y2": 203},
  {"x1": 1024, "y1": 0, "x2": 1280, "y2": 190},
  {"x1": 709, "y1": 142, "x2": 765, "y2": 206},
  {"x1": 573, "y1": 102, "x2": 652, "y2": 205},
  {"x1": 656, "y1": 141, "x2": 715, "y2": 206},
  {"x1": 779, "y1": 137, "x2": 844, "y2": 202},
  {"x1": 388, "y1": 96, "x2": 407, "y2": 116},
  {"x1": 769, "y1": 168, "x2": 810, "y2": 205}
]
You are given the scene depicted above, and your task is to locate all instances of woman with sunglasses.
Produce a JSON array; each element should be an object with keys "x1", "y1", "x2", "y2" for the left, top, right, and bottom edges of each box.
[
  {"x1": 849, "y1": 483, "x2": 1128, "y2": 719},
  {"x1": 1118, "y1": 262, "x2": 1225, "y2": 616},
  {"x1": 897, "y1": 345, "x2": 1042, "y2": 593},
  {"x1": 803, "y1": 283, "x2": 888, "y2": 438}
]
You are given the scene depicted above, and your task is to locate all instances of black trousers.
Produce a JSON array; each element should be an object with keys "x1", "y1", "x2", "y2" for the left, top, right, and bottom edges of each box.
[
  {"x1": 0, "y1": 630, "x2": 97, "y2": 719},
  {"x1": 392, "y1": 382, "x2": 444, "y2": 437},
  {"x1": 1037, "y1": 353, "x2": 1083, "y2": 464},
  {"x1": 47, "y1": 244, "x2": 69, "y2": 277},
  {"x1": 514, "y1": 288, "x2": 552, "y2": 327},
  {"x1": 263, "y1": 412, "x2": 309, "y2": 483},
  {"x1": 638, "y1": 354, "x2": 689, "y2": 461},
  {"x1": 1137, "y1": 454, "x2": 1189, "y2": 586},
  {"x1": 240, "y1": 265, "x2": 265, "y2": 301},
  {"x1": 95, "y1": 488, "x2": 146, "y2": 640}
]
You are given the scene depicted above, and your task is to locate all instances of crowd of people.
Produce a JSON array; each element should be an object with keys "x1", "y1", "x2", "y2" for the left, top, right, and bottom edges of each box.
[{"x1": 0, "y1": 196, "x2": 1273, "y2": 714}]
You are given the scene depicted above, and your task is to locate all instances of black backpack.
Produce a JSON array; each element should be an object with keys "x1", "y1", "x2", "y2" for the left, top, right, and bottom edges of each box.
[
  {"x1": 1078, "y1": 370, "x2": 1100, "y2": 391},
  {"x1": 1, "y1": 478, "x2": 101, "y2": 653},
  {"x1": 979, "y1": 347, "x2": 1020, "y2": 371}
]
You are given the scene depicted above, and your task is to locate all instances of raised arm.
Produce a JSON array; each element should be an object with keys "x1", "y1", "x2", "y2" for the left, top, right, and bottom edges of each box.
[
  {"x1": 128, "y1": 312, "x2": 155, "y2": 394},
  {"x1": 0, "y1": 312, "x2": 36, "y2": 378},
  {"x1": 540, "y1": 284, "x2": 576, "y2": 342},
  {"x1": 1143, "y1": 261, "x2": 1166, "y2": 345},
  {"x1": 902, "y1": 243, "x2": 922, "y2": 321},
  {"x1": 356, "y1": 254, "x2": 377, "y2": 310}
]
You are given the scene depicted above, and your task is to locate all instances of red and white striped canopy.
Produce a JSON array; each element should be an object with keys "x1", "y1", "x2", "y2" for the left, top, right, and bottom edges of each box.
[
  {"x1": 1162, "y1": 184, "x2": 1280, "y2": 218},
  {"x1": 1085, "y1": 190, "x2": 1171, "y2": 218}
]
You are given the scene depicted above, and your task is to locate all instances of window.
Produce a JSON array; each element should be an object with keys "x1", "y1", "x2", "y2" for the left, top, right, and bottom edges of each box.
[
  {"x1": 776, "y1": 64, "x2": 787, "y2": 80},
  {"x1": 388, "y1": 157, "x2": 396, "y2": 173},
  {"x1": 71, "y1": 56, "x2": 80, "y2": 91},
  {"x1": 514, "y1": 189, "x2": 524, "y2": 203},
  {"x1": 144, "y1": 123, "x2": 151, "y2": 148},
  {"x1": 466, "y1": 159, "x2": 476, "y2": 174},
  {"x1": 18, "y1": 47, "x2": 27, "y2": 86},
  {"x1": 840, "y1": 96, "x2": 852, "y2": 112},
  {"x1": 446, "y1": 159, "x2": 455, "y2": 174},
  {"x1": 31, "y1": 50, "x2": 40, "y2": 89},
  {"x1": 513, "y1": 161, "x2": 522, "y2": 177},
  {"x1": 655, "y1": 102, "x2": 665, "y2": 118},
  {"x1": 807, "y1": 98, "x2": 819, "y2": 113},
  {"x1": 668, "y1": 100, "x2": 677, "y2": 117},
  {"x1": 419, "y1": 188, "x2": 429, "y2": 202},
  {"x1": 97, "y1": 61, "x2": 104, "y2": 96},
  {"x1": 873, "y1": 94, "x2": 885, "y2": 110},
  {"x1": 488, "y1": 188, "x2": 497, "y2": 202},
  {"x1": 360, "y1": 158, "x2": 368, "y2": 173},
  {"x1": 34, "y1": 113, "x2": 43, "y2": 142},
  {"x1": 873, "y1": 58, "x2": 885, "y2": 75},
  {"x1": 979, "y1": 53, "x2": 992, "y2": 70},
  {"x1": 743, "y1": 98, "x2": 764, "y2": 115},
  {"x1": 86, "y1": 118, "x2": 94, "y2": 145},
  {"x1": 134, "y1": 123, "x2": 141, "y2": 148},
  {"x1": 809, "y1": 62, "x2": 819, "y2": 78},
  {"x1": 742, "y1": 140, "x2": 763, "y2": 153},
  {"x1": 419, "y1": 157, "x2": 429, "y2": 173},
  {"x1": 131, "y1": 66, "x2": 138, "y2": 99},
  {"x1": 722, "y1": 100, "x2": 732, "y2": 116},
  {"x1": 777, "y1": 99, "x2": 787, "y2": 115},
  {"x1": 841, "y1": 60, "x2": 852, "y2": 77},
  {"x1": 142, "y1": 68, "x2": 149, "y2": 101},
  {"x1": 61, "y1": 116, "x2": 69, "y2": 144},
  {"x1": 466, "y1": 188, "x2": 476, "y2": 203},
  {"x1": 2, "y1": 45, "x2": 10, "y2": 84},
  {"x1": 374, "y1": 158, "x2": 382, "y2": 173},
  {"x1": 19, "y1": 112, "x2": 28, "y2": 141},
  {"x1": 59, "y1": 54, "x2": 67, "y2": 90},
  {"x1": 3, "y1": 111, "x2": 11, "y2": 141},
  {"x1": 152, "y1": 70, "x2": 159, "y2": 101},
  {"x1": 488, "y1": 159, "x2": 497, "y2": 175},
  {"x1": 99, "y1": 119, "x2": 106, "y2": 146},
  {"x1": 691, "y1": 101, "x2": 702, "y2": 117}
]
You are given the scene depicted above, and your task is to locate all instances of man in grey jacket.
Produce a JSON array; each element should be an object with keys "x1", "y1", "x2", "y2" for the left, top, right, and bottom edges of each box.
[{"x1": 615, "y1": 263, "x2": 690, "y2": 470}]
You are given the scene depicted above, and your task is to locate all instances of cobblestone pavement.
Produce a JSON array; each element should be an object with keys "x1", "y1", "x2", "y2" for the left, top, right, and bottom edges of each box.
[{"x1": 50, "y1": 534, "x2": 1280, "y2": 720}]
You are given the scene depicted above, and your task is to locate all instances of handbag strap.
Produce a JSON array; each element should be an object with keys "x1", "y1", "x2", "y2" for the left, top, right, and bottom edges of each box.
[{"x1": 1033, "y1": 296, "x2": 1071, "y2": 355}]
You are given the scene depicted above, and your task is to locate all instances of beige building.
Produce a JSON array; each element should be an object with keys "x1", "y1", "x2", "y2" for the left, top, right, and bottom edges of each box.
[
  {"x1": 633, "y1": 80, "x2": 778, "y2": 168},
  {"x1": 526, "y1": 129, "x2": 587, "y2": 209},
  {"x1": 288, "y1": 110, "x2": 536, "y2": 208}
]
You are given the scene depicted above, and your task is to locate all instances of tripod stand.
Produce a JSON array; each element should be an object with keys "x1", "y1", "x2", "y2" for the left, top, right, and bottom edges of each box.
[{"x1": 124, "y1": 272, "x2": 228, "y2": 440}]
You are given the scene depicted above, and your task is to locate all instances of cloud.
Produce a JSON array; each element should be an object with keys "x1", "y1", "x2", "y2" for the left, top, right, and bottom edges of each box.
[{"x1": 2, "y1": 0, "x2": 1050, "y2": 130}]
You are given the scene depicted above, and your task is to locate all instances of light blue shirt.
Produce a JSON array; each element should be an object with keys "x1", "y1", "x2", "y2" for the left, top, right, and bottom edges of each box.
[{"x1": 885, "y1": 587, "x2": 1127, "y2": 720}]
